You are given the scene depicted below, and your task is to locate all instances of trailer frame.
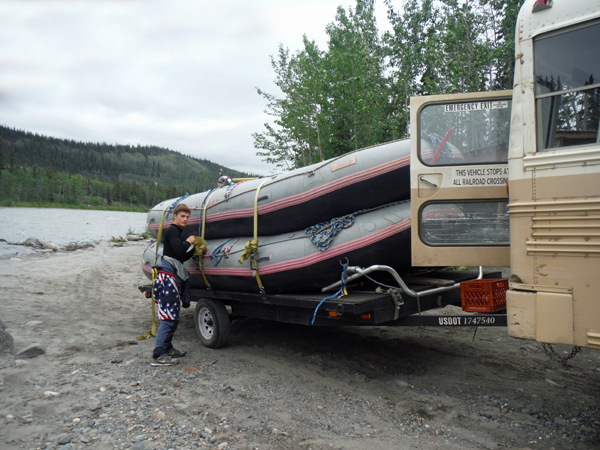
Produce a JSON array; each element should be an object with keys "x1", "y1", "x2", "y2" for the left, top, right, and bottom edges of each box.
[{"x1": 139, "y1": 266, "x2": 507, "y2": 348}]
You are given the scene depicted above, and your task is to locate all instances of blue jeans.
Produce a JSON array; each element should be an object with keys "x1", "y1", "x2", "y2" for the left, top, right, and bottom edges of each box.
[{"x1": 153, "y1": 319, "x2": 179, "y2": 359}]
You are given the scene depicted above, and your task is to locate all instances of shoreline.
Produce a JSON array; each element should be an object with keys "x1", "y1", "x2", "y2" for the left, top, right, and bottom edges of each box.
[
  {"x1": 0, "y1": 235, "x2": 152, "y2": 261},
  {"x1": 0, "y1": 202, "x2": 150, "y2": 213}
]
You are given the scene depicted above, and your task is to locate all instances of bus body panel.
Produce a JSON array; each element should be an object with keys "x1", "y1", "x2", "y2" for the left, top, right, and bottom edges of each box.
[
  {"x1": 410, "y1": 0, "x2": 600, "y2": 348},
  {"x1": 508, "y1": 0, "x2": 600, "y2": 348}
]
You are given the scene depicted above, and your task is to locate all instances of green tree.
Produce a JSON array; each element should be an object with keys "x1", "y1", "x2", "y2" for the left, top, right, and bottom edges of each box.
[
  {"x1": 254, "y1": 44, "x2": 314, "y2": 170},
  {"x1": 254, "y1": 0, "x2": 392, "y2": 169},
  {"x1": 437, "y1": 0, "x2": 494, "y2": 92},
  {"x1": 384, "y1": 0, "x2": 444, "y2": 136},
  {"x1": 324, "y1": 0, "x2": 392, "y2": 154},
  {"x1": 9, "y1": 148, "x2": 16, "y2": 174},
  {"x1": 0, "y1": 137, "x2": 5, "y2": 170},
  {"x1": 487, "y1": 0, "x2": 526, "y2": 90}
]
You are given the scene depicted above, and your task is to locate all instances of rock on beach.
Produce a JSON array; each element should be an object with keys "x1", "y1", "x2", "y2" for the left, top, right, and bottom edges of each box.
[
  {"x1": 15, "y1": 343, "x2": 45, "y2": 359},
  {"x1": 22, "y1": 238, "x2": 41, "y2": 247},
  {"x1": 39, "y1": 241, "x2": 58, "y2": 251},
  {"x1": 0, "y1": 330, "x2": 14, "y2": 355},
  {"x1": 21, "y1": 237, "x2": 60, "y2": 251},
  {"x1": 0, "y1": 319, "x2": 14, "y2": 355},
  {"x1": 14, "y1": 235, "x2": 147, "y2": 257},
  {"x1": 63, "y1": 242, "x2": 94, "y2": 252}
]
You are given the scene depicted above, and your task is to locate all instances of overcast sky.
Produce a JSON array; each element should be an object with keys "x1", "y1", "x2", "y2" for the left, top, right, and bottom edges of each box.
[{"x1": 0, "y1": 0, "x2": 392, "y2": 175}]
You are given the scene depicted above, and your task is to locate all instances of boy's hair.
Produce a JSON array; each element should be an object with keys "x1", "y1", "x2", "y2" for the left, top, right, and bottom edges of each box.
[{"x1": 173, "y1": 204, "x2": 191, "y2": 216}]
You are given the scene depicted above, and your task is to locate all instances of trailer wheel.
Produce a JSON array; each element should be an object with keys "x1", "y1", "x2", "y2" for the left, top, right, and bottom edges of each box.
[{"x1": 194, "y1": 299, "x2": 230, "y2": 349}]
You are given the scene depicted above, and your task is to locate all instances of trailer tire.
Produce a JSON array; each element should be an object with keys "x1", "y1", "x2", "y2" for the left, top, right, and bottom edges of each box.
[{"x1": 194, "y1": 299, "x2": 230, "y2": 349}]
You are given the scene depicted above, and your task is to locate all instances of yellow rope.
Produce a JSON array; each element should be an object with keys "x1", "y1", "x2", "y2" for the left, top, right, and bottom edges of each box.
[
  {"x1": 238, "y1": 239, "x2": 259, "y2": 264},
  {"x1": 196, "y1": 189, "x2": 220, "y2": 290},
  {"x1": 194, "y1": 237, "x2": 207, "y2": 257}
]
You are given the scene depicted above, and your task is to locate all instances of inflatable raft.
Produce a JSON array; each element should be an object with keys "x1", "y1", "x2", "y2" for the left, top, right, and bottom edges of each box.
[
  {"x1": 142, "y1": 201, "x2": 412, "y2": 294},
  {"x1": 147, "y1": 138, "x2": 412, "y2": 240}
]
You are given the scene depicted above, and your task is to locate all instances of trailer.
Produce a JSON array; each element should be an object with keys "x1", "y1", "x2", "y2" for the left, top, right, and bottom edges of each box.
[{"x1": 140, "y1": 266, "x2": 507, "y2": 348}]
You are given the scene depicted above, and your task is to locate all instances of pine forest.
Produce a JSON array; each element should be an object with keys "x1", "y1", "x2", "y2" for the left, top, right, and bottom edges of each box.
[{"x1": 0, "y1": 127, "x2": 252, "y2": 211}]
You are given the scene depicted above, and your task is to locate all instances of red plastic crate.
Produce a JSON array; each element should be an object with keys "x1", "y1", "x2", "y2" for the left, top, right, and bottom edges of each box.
[{"x1": 460, "y1": 278, "x2": 508, "y2": 313}]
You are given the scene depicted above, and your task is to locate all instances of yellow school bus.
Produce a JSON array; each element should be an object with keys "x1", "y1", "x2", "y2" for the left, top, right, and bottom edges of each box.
[{"x1": 410, "y1": 0, "x2": 600, "y2": 349}]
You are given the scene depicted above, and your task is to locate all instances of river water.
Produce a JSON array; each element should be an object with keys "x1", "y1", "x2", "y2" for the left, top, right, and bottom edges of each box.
[{"x1": 0, "y1": 207, "x2": 148, "y2": 258}]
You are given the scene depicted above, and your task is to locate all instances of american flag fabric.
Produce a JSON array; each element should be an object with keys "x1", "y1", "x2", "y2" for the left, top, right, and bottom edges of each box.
[{"x1": 153, "y1": 270, "x2": 182, "y2": 321}]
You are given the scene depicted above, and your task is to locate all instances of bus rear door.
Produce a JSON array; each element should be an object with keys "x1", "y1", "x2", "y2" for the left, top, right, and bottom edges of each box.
[{"x1": 410, "y1": 91, "x2": 512, "y2": 268}]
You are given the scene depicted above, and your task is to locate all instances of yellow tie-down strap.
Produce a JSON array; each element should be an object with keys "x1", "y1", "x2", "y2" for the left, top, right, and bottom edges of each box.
[
  {"x1": 196, "y1": 189, "x2": 220, "y2": 291},
  {"x1": 238, "y1": 178, "x2": 270, "y2": 295}
]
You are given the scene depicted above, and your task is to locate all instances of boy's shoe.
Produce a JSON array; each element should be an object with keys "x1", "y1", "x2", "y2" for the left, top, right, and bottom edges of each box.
[
  {"x1": 151, "y1": 354, "x2": 179, "y2": 366},
  {"x1": 167, "y1": 348, "x2": 187, "y2": 358}
]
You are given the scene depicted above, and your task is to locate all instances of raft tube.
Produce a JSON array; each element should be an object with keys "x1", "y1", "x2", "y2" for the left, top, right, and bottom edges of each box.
[
  {"x1": 147, "y1": 139, "x2": 413, "y2": 240},
  {"x1": 142, "y1": 201, "x2": 412, "y2": 294}
]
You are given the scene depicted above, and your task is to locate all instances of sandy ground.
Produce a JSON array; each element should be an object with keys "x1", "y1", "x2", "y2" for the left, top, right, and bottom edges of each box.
[{"x1": 0, "y1": 242, "x2": 599, "y2": 450}]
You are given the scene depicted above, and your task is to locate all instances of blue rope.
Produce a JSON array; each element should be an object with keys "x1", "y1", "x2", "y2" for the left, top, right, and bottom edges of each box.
[
  {"x1": 311, "y1": 263, "x2": 348, "y2": 325},
  {"x1": 305, "y1": 214, "x2": 356, "y2": 252},
  {"x1": 199, "y1": 189, "x2": 216, "y2": 209},
  {"x1": 305, "y1": 200, "x2": 409, "y2": 252},
  {"x1": 364, "y1": 274, "x2": 399, "y2": 290},
  {"x1": 209, "y1": 237, "x2": 241, "y2": 266},
  {"x1": 163, "y1": 193, "x2": 189, "y2": 223},
  {"x1": 167, "y1": 193, "x2": 189, "y2": 212}
]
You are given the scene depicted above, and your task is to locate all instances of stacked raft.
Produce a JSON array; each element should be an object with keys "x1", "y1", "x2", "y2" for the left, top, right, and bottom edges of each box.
[{"x1": 142, "y1": 138, "x2": 418, "y2": 294}]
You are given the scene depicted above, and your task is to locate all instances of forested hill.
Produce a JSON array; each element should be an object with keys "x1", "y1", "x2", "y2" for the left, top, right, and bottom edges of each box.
[{"x1": 0, "y1": 125, "x2": 255, "y2": 211}]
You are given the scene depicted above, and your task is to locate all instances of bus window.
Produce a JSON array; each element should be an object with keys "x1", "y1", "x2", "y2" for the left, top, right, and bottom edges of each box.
[
  {"x1": 420, "y1": 200, "x2": 509, "y2": 246},
  {"x1": 535, "y1": 20, "x2": 600, "y2": 151},
  {"x1": 418, "y1": 100, "x2": 511, "y2": 166}
]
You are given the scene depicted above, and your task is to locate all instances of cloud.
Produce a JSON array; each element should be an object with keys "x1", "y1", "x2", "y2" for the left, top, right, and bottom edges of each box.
[{"x1": 0, "y1": 0, "x2": 391, "y2": 175}]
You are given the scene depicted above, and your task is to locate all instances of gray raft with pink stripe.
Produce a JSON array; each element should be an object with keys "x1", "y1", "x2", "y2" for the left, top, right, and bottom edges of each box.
[
  {"x1": 147, "y1": 139, "x2": 412, "y2": 240},
  {"x1": 142, "y1": 200, "x2": 412, "y2": 294},
  {"x1": 143, "y1": 138, "x2": 416, "y2": 294}
]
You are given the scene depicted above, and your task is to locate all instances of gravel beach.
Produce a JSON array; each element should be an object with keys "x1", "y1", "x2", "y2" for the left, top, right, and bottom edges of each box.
[{"x1": 0, "y1": 241, "x2": 599, "y2": 450}]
